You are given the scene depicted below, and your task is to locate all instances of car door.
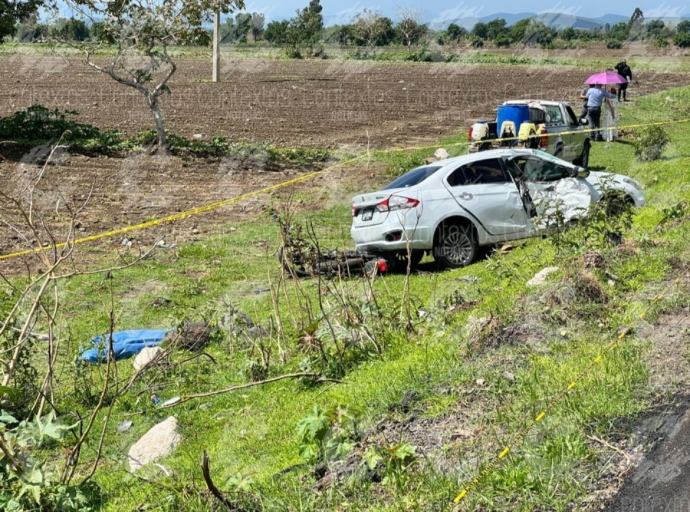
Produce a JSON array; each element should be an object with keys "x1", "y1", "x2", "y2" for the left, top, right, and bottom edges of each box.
[
  {"x1": 509, "y1": 155, "x2": 592, "y2": 230},
  {"x1": 543, "y1": 105, "x2": 571, "y2": 160},
  {"x1": 442, "y1": 157, "x2": 529, "y2": 240},
  {"x1": 563, "y1": 104, "x2": 585, "y2": 159}
]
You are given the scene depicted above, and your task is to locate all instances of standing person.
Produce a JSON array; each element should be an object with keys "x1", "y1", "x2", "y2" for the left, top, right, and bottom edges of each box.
[
  {"x1": 580, "y1": 84, "x2": 617, "y2": 141},
  {"x1": 579, "y1": 84, "x2": 593, "y2": 121},
  {"x1": 602, "y1": 87, "x2": 619, "y2": 142},
  {"x1": 614, "y1": 59, "x2": 632, "y2": 101}
]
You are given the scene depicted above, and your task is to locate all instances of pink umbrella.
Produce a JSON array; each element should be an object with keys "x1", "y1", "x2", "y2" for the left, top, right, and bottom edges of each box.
[{"x1": 585, "y1": 71, "x2": 628, "y2": 85}]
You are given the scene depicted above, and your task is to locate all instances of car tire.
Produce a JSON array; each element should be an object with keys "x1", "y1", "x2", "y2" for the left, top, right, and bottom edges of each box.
[
  {"x1": 605, "y1": 194, "x2": 634, "y2": 217},
  {"x1": 575, "y1": 140, "x2": 591, "y2": 168},
  {"x1": 433, "y1": 221, "x2": 478, "y2": 269}
]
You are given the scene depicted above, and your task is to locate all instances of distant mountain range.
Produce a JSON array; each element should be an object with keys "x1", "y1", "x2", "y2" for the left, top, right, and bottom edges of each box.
[{"x1": 421, "y1": 12, "x2": 689, "y2": 31}]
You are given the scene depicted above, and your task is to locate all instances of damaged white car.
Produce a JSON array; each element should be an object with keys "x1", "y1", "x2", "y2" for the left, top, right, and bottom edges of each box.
[{"x1": 350, "y1": 149, "x2": 645, "y2": 269}]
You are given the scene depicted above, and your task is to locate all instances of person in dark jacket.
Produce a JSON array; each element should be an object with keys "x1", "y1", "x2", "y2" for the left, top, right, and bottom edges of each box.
[
  {"x1": 580, "y1": 85, "x2": 593, "y2": 121},
  {"x1": 614, "y1": 59, "x2": 632, "y2": 101}
]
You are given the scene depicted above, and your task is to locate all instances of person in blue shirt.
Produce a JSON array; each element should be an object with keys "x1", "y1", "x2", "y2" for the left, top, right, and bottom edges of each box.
[{"x1": 580, "y1": 85, "x2": 617, "y2": 141}]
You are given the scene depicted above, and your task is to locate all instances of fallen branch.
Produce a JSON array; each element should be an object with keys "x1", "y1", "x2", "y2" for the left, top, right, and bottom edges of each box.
[
  {"x1": 587, "y1": 434, "x2": 632, "y2": 466},
  {"x1": 201, "y1": 451, "x2": 244, "y2": 511},
  {"x1": 163, "y1": 373, "x2": 340, "y2": 408}
]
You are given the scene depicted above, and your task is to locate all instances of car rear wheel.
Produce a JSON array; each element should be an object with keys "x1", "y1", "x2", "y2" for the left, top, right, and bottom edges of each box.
[
  {"x1": 574, "y1": 140, "x2": 591, "y2": 168},
  {"x1": 434, "y1": 222, "x2": 478, "y2": 269}
]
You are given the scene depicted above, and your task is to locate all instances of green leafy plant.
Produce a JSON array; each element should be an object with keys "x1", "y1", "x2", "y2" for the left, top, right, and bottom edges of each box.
[
  {"x1": 0, "y1": 410, "x2": 97, "y2": 511},
  {"x1": 0, "y1": 104, "x2": 100, "y2": 142},
  {"x1": 631, "y1": 125, "x2": 671, "y2": 161},
  {"x1": 381, "y1": 441, "x2": 417, "y2": 491},
  {"x1": 296, "y1": 405, "x2": 359, "y2": 464}
]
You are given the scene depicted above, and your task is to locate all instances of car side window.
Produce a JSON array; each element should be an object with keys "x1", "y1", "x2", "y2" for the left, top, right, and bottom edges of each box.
[
  {"x1": 504, "y1": 159, "x2": 524, "y2": 180},
  {"x1": 447, "y1": 158, "x2": 508, "y2": 186},
  {"x1": 545, "y1": 106, "x2": 564, "y2": 125},
  {"x1": 520, "y1": 157, "x2": 568, "y2": 182},
  {"x1": 565, "y1": 105, "x2": 579, "y2": 126}
]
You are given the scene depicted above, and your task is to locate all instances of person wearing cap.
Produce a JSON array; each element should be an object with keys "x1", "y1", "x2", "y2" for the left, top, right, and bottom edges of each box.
[
  {"x1": 580, "y1": 85, "x2": 617, "y2": 141},
  {"x1": 614, "y1": 59, "x2": 632, "y2": 101}
]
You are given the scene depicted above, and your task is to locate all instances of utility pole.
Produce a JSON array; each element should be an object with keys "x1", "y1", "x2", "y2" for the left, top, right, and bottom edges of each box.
[{"x1": 212, "y1": 9, "x2": 220, "y2": 82}]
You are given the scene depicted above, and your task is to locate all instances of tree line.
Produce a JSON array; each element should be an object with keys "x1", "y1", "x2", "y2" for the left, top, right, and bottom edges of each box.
[{"x1": 4, "y1": 3, "x2": 690, "y2": 52}]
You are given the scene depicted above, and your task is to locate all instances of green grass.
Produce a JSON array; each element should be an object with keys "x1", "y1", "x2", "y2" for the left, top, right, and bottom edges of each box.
[{"x1": 4, "y1": 85, "x2": 690, "y2": 511}]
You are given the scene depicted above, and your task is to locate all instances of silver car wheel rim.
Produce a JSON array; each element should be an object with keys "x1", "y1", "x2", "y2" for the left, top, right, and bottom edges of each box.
[{"x1": 443, "y1": 228, "x2": 472, "y2": 265}]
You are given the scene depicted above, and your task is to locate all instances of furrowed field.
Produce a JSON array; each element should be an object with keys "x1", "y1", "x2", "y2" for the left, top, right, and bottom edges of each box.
[{"x1": 1, "y1": 45, "x2": 690, "y2": 511}]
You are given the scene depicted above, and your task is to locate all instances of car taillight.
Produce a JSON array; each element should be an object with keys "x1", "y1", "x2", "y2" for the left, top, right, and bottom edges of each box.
[
  {"x1": 468, "y1": 126, "x2": 473, "y2": 141},
  {"x1": 540, "y1": 127, "x2": 549, "y2": 148},
  {"x1": 376, "y1": 195, "x2": 420, "y2": 212},
  {"x1": 351, "y1": 204, "x2": 357, "y2": 216}
]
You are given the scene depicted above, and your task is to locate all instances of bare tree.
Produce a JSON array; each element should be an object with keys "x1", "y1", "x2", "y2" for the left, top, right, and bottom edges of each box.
[
  {"x1": 0, "y1": 144, "x2": 158, "y2": 502},
  {"x1": 54, "y1": 0, "x2": 245, "y2": 153},
  {"x1": 396, "y1": 5, "x2": 427, "y2": 50},
  {"x1": 354, "y1": 9, "x2": 392, "y2": 56},
  {"x1": 249, "y1": 12, "x2": 265, "y2": 42}
]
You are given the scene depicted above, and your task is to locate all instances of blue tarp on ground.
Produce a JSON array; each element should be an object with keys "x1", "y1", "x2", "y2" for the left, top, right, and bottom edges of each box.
[{"x1": 79, "y1": 329, "x2": 172, "y2": 363}]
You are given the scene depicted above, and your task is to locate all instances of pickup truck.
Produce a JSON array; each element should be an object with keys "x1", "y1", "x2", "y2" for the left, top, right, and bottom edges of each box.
[{"x1": 468, "y1": 100, "x2": 591, "y2": 168}]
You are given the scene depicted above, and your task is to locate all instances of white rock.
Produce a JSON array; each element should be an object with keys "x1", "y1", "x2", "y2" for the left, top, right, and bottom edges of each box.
[
  {"x1": 128, "y1": 416, "x2": 181, "y2": 472},
  {"x1": 526, "y1": 267, "x2": 559, "y2": 287},
  {"x1": 192, "y1": 133, "x2": 203, "y2": 140},
  {"x1": 433, "y1": 148, "x2": 450, "y2": 160},
  {"x1": 133, "y1": 346, "x2": 164, "y2": 372}
]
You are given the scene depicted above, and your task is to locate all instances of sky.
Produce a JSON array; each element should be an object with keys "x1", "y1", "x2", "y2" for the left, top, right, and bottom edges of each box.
[{"x1": 238, "y1": 0, "x2": 688, "y2": 23}]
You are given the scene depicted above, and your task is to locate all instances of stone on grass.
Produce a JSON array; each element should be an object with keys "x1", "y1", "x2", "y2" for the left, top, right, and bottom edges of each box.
[
  {"x1": 433, "y1": 148, "x2": 450, "y2": 160},
  {"x1": 128, "y1": 416, "x2": 181, "y2": 472},
  {"x1": 526, "y1": 267, "x2": 559, "y2": 287},
  {"x1": 133, "y1": 346, "x2": 164, "y2": 372}
]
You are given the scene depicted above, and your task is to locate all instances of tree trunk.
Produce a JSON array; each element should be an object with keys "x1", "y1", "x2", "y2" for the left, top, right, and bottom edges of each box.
[{"x1": 148, "y1": 94, "x2": 168, "y2": 154}]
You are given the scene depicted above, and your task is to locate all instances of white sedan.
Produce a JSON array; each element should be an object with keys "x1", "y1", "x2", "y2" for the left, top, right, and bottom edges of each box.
[{"x1": 350, "y1": 149, "x2": 645, "y2": 268}]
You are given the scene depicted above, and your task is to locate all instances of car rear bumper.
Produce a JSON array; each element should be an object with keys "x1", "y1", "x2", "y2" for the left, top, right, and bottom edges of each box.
[{"x1": 351, "y1": 213, "x2": 435, "y2": 253}]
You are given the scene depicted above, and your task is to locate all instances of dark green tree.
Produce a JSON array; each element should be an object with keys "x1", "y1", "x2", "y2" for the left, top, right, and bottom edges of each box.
[
  {"x1": 0, "y1": 0, "x2": 42, "y2": 41},
  {"x1": 676, "y1": 20, "x2": 690, "y2": 34},
  {"x1": 51, "y1": 17, "x2": 90, "y2": 41},
  {"x1": 472, "y1": 21, "x2": 488, "y2": 39},
  {"x1": 486, "y1": 18, "x2": 508, "y2": 40},
  {"x1": 234, "y1": 12, "x2": 251, "y2": 42},
  {"x1": 264, "y1": 19, "x2": 289, "y2": 44},
  {"x1": 446, "y1": 23, "x2": 466, "y2": 42},
  {"x1": 284, "y1": 0, "x2": 324, "y2": 57},
  {"x1": 674, "y1": 31, "x2": 690, "y2": 47},
  {"x1": 523, "y1": 20, "x2": 555, "y2": 47},
  {"x1": 509, "y1": 18, "x2": 531, "y2": 42},
  {"x1": 609, "y1": 22, "x2": 630, "y2": 40}
]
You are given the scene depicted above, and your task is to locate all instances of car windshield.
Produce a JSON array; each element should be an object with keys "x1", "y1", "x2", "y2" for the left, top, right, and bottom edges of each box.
[
  {"x1": 533, "y1": 149, "x2": 568, "y2": 164},
  {"x1": 383, "y1": 165, "x2": 441, "y2": 190}
]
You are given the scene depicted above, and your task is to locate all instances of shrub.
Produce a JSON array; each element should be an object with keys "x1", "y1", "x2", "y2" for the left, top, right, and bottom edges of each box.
[
  {"x1": 630, "y1": 125, "x2": 670, "y2": 161},
  {"x1": 654, "y1": 36, "x2": 670, "y2": 48},
  {"x1": 606, "y1": 39, "x2": 623, "y2": 49},
  {"x1": 0, "y1": 104, "x2": 100, "y2": 142},
  {"x1": 495, "y1": 35, "x2": 511, "y2": 47},
  {"x1": 674, "y1": 32, "x2": 690, "y2": 48},
  {"x1": 470, "y1": 37, "x2": 484, "y2": 48}
]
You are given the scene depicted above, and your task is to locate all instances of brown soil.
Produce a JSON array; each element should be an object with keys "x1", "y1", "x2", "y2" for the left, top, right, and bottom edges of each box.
[
  {"x1": 1, "y1": 56, "x2": 688, "y2": 150},
  {"x1": 1, "y1": 56, "x2": 687, "y2": 274}
]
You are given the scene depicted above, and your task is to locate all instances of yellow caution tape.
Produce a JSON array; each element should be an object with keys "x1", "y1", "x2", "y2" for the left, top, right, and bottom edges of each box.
[
  {"x1": 2, "y1": 117, "x2": 689, "y2": 264},
  {"x1": 0, "y1": 156, "x2": 363, "y2": 262}
]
